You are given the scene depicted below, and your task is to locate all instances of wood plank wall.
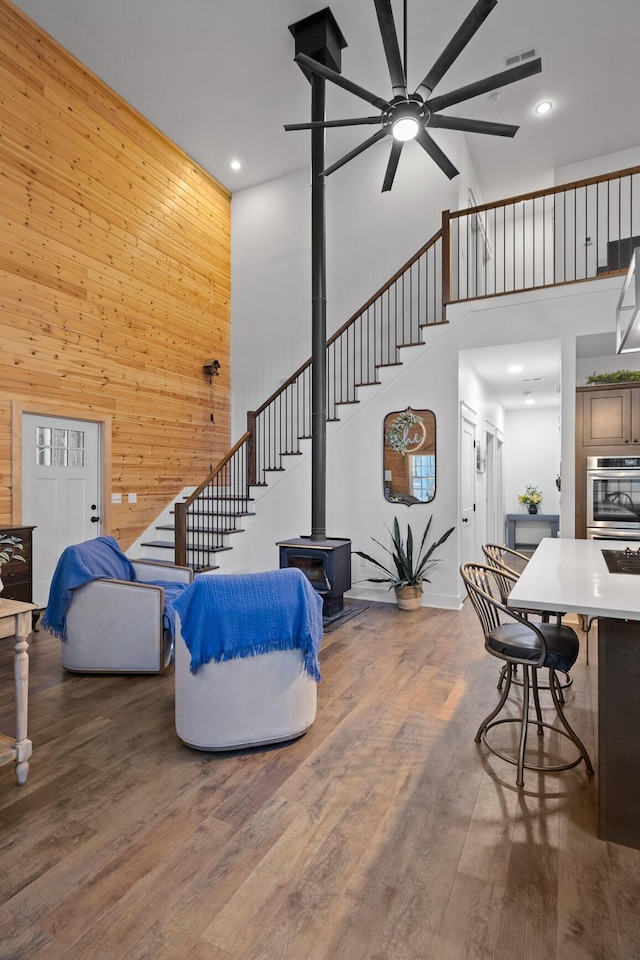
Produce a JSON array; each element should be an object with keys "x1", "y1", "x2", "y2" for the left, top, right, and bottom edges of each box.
[{"x1": 0, "y1": 0, "x2": 231, "y2": 548}]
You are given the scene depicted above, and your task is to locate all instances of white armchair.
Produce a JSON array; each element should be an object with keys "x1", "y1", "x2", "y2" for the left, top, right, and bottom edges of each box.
[
  {"x1": 61, "y1": 558, "x2": 192, "y2": 674},
  {"x1": 174, "y1": 631, "x2": 317, "y2": 750},
  {"x1": 172, "y1": 569, "x2": 323, "y2": 751}
]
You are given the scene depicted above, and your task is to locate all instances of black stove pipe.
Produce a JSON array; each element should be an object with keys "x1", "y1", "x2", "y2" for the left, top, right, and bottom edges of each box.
[{"x1": 310, "y1": 72, "x2": 327, "y2": 541}]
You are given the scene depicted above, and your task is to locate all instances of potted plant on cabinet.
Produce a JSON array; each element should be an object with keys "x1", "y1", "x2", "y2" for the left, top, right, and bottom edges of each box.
[
  {"x1": 355, "y1": 516, "x2": 455, "y2": 611},
  {"x1": 0, "y1": 534, "x2": 24, "y2": 597},
  {"x1": 518, "y1": 484, "x2": 543, "y2": 515}
]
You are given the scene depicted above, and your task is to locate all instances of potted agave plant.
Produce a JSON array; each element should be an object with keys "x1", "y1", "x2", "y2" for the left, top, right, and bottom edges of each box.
[
  {"x1": 0, "y1": 534, "x2": 25, "y2": 596},
  {"x1": 355, "y1": 516, "x2": 455, "y2": 611}
]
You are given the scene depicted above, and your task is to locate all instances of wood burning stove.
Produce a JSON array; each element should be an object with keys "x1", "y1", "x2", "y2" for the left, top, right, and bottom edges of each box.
[{"x1": 277, "y1": 537, "x2": 351, "y2": 619}]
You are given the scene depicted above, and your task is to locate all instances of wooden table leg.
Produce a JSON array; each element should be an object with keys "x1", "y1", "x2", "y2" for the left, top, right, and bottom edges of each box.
[{"x1": 13, "y1": 611, "x2": 32, "y2": 785}]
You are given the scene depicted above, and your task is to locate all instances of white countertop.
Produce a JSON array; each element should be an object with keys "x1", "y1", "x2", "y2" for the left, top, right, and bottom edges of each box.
[{"x1": 507, "y1": 538, "x2": 640, "y2": 620}]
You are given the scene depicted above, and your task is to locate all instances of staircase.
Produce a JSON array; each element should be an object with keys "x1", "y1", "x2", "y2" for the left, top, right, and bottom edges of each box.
[
  {"x1": 137, "y1": 164, "x2": 640, "y2": 571},
  {"x1": 140, "y1": 491, "x2": 255, "y2": 571}
]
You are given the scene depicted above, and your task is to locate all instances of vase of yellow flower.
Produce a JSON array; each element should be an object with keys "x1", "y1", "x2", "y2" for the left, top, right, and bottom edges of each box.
[{"x1": 518, "y1": 484, "x2": 542, "y2": 514}]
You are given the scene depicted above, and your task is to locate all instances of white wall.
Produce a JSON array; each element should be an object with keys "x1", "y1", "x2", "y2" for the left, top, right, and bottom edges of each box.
[
  {"x1": 219, "y1": 273, "x2": 625, "y2": 609},
  {"x1": 555, "y1": 147, "x2": 640, "y2": 186},
  {"x1": 458, "y1": 353, "x2": 506, "y2": 556},
  {"x1": 231, "y1": 130, "x2": 474, "y2": 441},
  {"x1": 504, "y1": 407, "x2": 561, "y2": 518},
  {"x1": 576, "y1": 353, "x2": 640, "y2": 386},
  {"x1": 228, "y1": 137, "x2": 631, "y2": 610}
]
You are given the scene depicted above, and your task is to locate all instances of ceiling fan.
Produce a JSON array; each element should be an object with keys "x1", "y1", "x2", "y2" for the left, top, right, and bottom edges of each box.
[{"x1": 285, "y1": 0, "x2": 541, "y2": 192}]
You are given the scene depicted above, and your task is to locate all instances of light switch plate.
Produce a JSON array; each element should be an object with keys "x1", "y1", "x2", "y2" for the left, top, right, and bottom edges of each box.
[
  {"x1": 128, "y1": 493, "x2": 137, "y2": 504},
  {"x1": 111, "y1": 493, "x2": 122, "y2": 504}
]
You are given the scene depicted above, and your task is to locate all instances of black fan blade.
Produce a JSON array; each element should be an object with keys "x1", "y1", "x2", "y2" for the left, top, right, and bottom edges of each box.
[
  {"x1": 415, "y1": 0, "x2": 497, "y2": 99},
  {"x1": 428, "y1": 114, "x2": 518, "y2": 137},
  {"x1": 382, "y1": 140, "x2": 403, "y2": 192},
  {"x1": 295, "y1": 53, "x2": 390, "y2": 111},
  {"x1": 322, "y1": 129, "x2": 388, "y2": 177},
  {"x1": 428, "y1": 58, "x2": 542, "y2": 113},
  {"x1": 284, "y1": 116, "x2": 382, "y2": 132},
  {"x1": 374, "y1": 0, "x2": 407, "y2": 97},
  {"x1": 415, "y1": 128, "x2": 459, "y2": 179}
]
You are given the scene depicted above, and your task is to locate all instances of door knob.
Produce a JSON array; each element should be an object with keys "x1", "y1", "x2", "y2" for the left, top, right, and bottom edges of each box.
[
  {"x1": 90, "y1": 515, "x2": 100, "y2": 523},
  {"x1": 462, "y1": 517, "x2": 469, "y2": 523}
]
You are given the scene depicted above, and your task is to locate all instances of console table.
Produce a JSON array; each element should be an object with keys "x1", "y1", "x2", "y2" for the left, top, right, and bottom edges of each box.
[
  {"x1": 505, "y1": 513, "x2": 559, "y2": 550},
  {"x1": 0, "y1": 598, "x2": 37, "y2": 785}
]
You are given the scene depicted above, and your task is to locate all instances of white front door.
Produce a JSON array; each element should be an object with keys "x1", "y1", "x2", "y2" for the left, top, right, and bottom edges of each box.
[
  {"x1": 22, "y1": 414, "x2": 101, "y2": 607},
  {"x1": 460, "y1": 411, "x2": 477, "y2": 563}
]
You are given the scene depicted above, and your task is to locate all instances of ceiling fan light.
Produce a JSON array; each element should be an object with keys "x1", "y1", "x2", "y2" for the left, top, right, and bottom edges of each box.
[
  {"x1": 535, "y1": 100, "x2": 553, "y2": 115},
  {"x1": 392, "y1": 116, "x2": 419, "y2": 141}
]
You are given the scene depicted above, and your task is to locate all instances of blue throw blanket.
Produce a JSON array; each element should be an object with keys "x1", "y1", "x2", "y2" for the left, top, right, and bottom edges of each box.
[
  {"x1": 172, "y1": 568, "x2": 324, "y2": 680},
  {"x1": 41, "y1": 536, "x2": 187, "y2": 641}
]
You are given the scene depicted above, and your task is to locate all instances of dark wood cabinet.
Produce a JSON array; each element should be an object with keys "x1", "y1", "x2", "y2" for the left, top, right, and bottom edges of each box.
[
  {"x1": 0, "y1": 525, "x2": 35, "y2": 604},
  {"x1": 576, "y1": 383, "x2": 640, "y2": 537},
  {"x1": 580, "y1": 386, "x2": 640, "y2": 446}
]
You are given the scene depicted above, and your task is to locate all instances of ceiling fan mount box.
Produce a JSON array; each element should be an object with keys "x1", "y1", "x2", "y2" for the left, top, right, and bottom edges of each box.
[{"x1": 289, "y1": 8, "x2": 347, "y2": 76}]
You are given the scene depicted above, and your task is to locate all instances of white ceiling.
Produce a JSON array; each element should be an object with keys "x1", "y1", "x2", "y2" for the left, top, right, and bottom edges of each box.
[
  {"x1": 463, "y1": 340, "x2": 561, "y2": 410},
  {"x1": 10, "y1": 0, "x2": 640, "y2": 199},
  {"x1": 10, "y1": 0, "x2": 638, "y2": 411}
]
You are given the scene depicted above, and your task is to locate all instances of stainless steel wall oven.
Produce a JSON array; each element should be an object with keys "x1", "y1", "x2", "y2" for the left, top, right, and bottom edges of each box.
[{"x1": 586, "y1": 455, "x2": 640, "y2": 540}]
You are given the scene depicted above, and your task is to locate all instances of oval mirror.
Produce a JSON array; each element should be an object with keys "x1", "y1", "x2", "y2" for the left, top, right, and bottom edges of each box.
[{"x1": 383, "y1": 407, "x2": 436, "y2": 505}]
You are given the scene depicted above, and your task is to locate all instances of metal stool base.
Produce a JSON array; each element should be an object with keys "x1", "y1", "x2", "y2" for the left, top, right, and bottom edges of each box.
[
  {"x1": 498, "y1": 663, "x2": 572, "y2": 698},
  {"x1": 477, "y1": 663, "x2": 593, "y2": 787},
  {"x1": 478, "y1": 717, "x2": 585, "y2": 775}
]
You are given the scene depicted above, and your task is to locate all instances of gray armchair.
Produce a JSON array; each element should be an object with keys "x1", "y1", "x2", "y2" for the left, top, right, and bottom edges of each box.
[{"x1": 62, "y1": 559, "x2": 192, "y2": 674}]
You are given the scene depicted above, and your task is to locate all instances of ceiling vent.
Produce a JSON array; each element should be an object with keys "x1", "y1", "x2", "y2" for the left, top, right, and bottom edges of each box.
[{"x1": 505, "y1": 48, "x2": 538, "y2": 68}]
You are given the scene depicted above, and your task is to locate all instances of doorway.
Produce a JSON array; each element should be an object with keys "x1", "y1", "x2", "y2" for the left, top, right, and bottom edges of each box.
[
  {"x1": 484, "y1": 422, "x2": 504, "y2": 545},
  {"x1": 460, "y1": 403, "x2": 477, "y2": 563},
  {"x1": 22, "y1": 413, "x2": 102, "y2": 607}
]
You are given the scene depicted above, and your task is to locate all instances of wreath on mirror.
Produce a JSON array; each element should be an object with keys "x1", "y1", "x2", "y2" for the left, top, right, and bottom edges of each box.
[{"x1": 386, "y1": 409, "x2": 426, "y2": 456}]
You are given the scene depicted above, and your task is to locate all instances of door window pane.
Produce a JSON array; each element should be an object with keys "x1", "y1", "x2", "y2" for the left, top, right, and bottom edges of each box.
[{"x1": 36, "y1": 425, "x2": 85, "y2": 468}]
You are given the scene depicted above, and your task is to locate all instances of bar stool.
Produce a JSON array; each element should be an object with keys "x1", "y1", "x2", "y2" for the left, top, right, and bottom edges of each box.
[
  {"x1": 482, "y1": 543, "x2": 572, "y2": 699},
  {"x1": 461, "y1": 561, "x2": 593, "y2": 788},
  {"x1": 482, "y1": 543, "x2": 531, "y2": 578}
]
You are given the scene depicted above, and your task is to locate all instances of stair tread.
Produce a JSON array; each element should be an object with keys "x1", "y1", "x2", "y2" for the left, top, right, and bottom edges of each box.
[
  {"x1": 156, "y1": 524, "x2": 242, "y2": 534},
  {"x1": 133, "y1": 556, "x2": 220, "y2": 571},
  {"x1": 140, "y1": 540, "x2": 233, "y2": 554},
  {"x1": 173, "y1": 510, "x2": 256, "y2": 518},
  {"x1": 183, "y1": 495, "x2": 255, "y2": 502}
]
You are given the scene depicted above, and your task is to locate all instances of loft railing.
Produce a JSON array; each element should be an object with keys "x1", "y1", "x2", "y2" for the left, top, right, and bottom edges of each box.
[
  {"x1": 175, "y1": 164, "x2": 640, "y2": 568},
  {"x1": 445, "y1": 164, "x2": 640, "y2": 304}
]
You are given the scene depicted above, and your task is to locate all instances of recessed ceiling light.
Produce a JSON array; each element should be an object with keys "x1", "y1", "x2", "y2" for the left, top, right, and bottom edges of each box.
[
  {"x1": 230, "y1": 159, "x2": 242, "y2": 171},
  {"x1": 525, "y1": 398, "x2": 535, "y2": 405},
  {"x1": 535, "y1": 100, "x2": 553, "y2": 115},
  {"x1": 508, "y1": 364, "x2": 523, "y2": 373}
]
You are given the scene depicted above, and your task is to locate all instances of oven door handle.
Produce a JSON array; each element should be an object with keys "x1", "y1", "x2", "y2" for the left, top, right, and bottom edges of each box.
[{"x1": 587, "y1": 527, "x2": 640, "y2": 540}]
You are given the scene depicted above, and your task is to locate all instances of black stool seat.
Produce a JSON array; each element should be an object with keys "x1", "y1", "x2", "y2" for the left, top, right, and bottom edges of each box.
[{"x1": 487, "y1": 622, "x2": 578, "y2": 674}]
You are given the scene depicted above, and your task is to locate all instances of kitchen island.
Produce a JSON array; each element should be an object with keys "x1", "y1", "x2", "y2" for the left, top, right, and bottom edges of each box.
[{"x1": 508, "y1": 537, "x2": 640, "y2": 849}]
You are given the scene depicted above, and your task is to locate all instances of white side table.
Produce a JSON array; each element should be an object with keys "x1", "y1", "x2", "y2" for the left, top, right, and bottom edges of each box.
[{"x1": 0, "y1": 598, "x2": 36, "y2": 785}]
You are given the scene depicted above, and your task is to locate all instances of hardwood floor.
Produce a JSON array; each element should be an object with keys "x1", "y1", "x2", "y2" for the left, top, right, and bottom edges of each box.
[{"x1": 0, "y1": 601, "x2": 639, "y2": 960}]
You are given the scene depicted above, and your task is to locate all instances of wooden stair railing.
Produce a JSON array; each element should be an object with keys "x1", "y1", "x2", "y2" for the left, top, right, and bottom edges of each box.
[
  {"x1": 445, "y1": 164, "x2": 640, "y2": 304},
  {"x1": 174, "y1": 164, "x2": 640, "y2": 569},
  {"x1": 174, "y1": 228, "x2": 444, "y2": 567}
]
